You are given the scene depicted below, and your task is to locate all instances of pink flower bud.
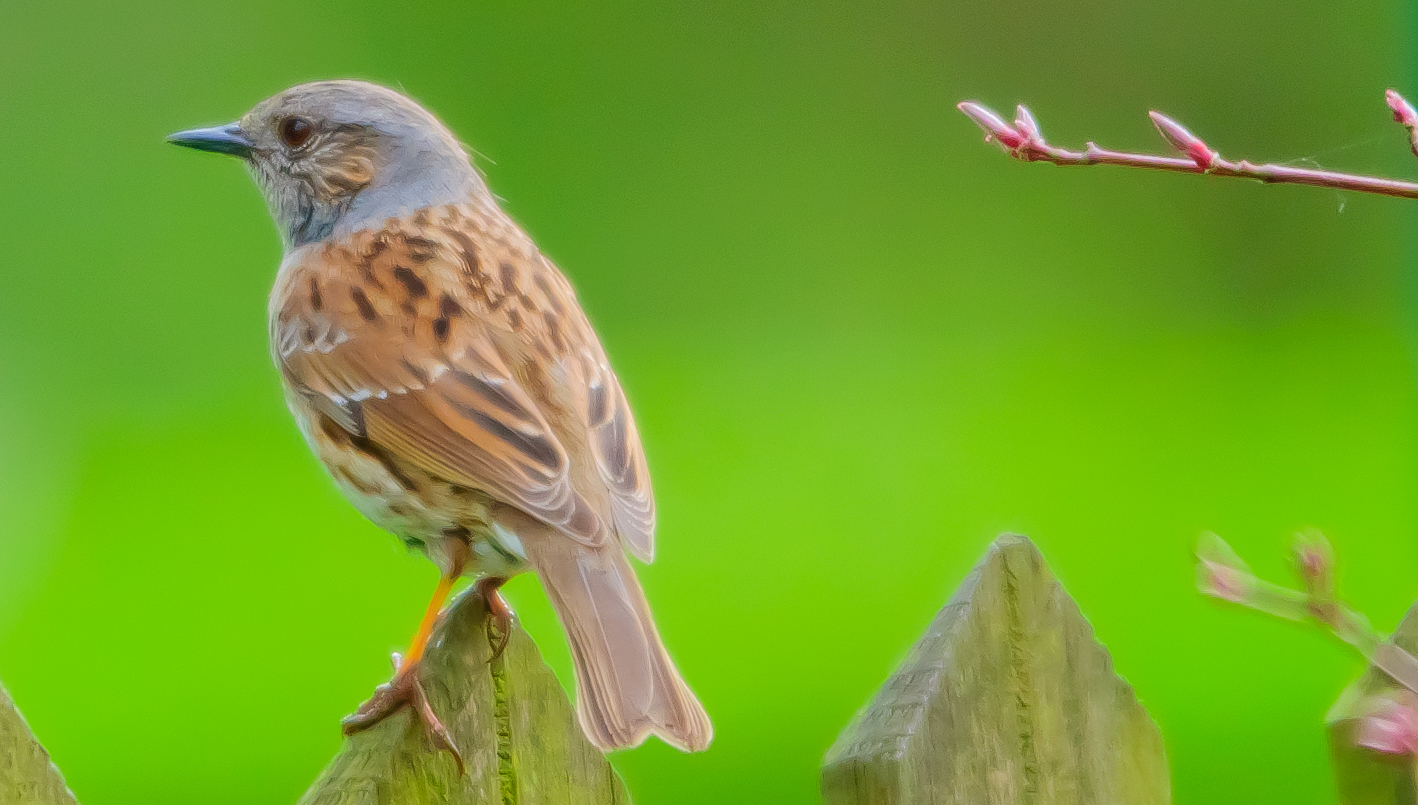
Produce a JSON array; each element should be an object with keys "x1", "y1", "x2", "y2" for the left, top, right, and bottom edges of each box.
[
  {"x1": 1357, "y1": 693, "x2": 1418, "y2": 756},
  {"x1": 1387, "y1": 89, "x2": 1418, "y2": 128},
  {"x1": 1149, "y1": 112, "x2": 1216, "y2": 169},
  {"x1": 1292, "y1": 529, "x2": 1336, "y2": 609},
  {"x1": 1196, "y1": 532, "x2": 1257, "y2": 604},
  {"x1": 1386, "y1": 90, "x2": 1418, "y2": 159},
  {"x1": 958, "y1": 102, "x2": 1027, "y2": 150},
  {"x1": 1293, "y1": 530, "x2": 1332, "y2": 580},
  {"x1": 1299, "y1": 545, "x2": 1325, "y2": 578},
  {"x1": 1199, "y1": 562, "x2": 1252, "y2": 604}
]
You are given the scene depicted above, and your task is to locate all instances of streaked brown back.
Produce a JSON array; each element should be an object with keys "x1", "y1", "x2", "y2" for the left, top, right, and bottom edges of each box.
[{"x1": 270, "y1": 200, "x2": 655, "y2": 557}]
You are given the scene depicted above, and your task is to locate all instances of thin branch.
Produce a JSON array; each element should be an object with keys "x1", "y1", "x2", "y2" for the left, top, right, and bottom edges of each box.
[
  {"x1": 1196, "y1": 530, "x2": 1409, "y2": 684},
  {"x1": 958, "y1": 91, "x2": 1418, "y2": 200},
  {"x1": 1197, "y1": 528, "x2": 1418, "y2": 745}
]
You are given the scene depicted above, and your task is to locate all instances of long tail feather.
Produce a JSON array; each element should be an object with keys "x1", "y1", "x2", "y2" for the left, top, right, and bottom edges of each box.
[{"x1": 523, "y1": 535, "x2": 712, "y2": 752}]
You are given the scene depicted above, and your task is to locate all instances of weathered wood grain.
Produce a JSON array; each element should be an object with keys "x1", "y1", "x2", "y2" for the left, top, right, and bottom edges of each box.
[
  {"x1": 298, "y1": 587, "x2": 629, "y2": 805},
  {"x1": 1327, "y1": 603, "x2": 1418, "y2": 805},
  {"x1": 821, "y1": 534, "x2": 1170, "y2": 805},
  {"x1": 0, "y1": 682, "x2": 79, "y2": 805}
]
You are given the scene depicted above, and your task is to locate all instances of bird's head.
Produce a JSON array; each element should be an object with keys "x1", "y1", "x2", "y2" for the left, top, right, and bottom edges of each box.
[{"x1": 168, "y1": 80, "x2": 487, "y2": 249}]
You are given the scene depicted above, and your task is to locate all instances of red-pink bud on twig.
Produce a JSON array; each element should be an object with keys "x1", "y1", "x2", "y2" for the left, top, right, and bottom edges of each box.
[
  {"x1": 1292, "y1": 528, "x2": 1341, "y2": 627},
  {"x1": 1199, "y1": 562, "x2": 1252, "y2": 604},
  {"x1": 1191, "y1": 530, "x2": 1418, "y2": 729},
  {"x1": 1387, "y1": 89, "x2": 1418, "y2": 159},
  {"x1": 958, "y1": 94, "x2": 1418, "y2": 199},
  {"x1": 1195, "y1": 533, "x2": 1310, "y2": 621},
  {"x1": 1293, "y1": 529, "x2": 1334, "y2": 594},
  {"x1": 1356, "y1": 692, "x2": 1418, "y2": 756},
  {"x1": 1195, "y1": 530, "x2": 1390, "y2": 669},
  {"x1": 1387, "y1": 89, "x2": 1418, "y2": 128},
  {"x1": 958, "y1": 101, "x2": 1026, "y2": 150},
  {"x1": 1150, "y1": 112, "x2": 1216, "y2": 169},
  {"x1": 1196, "y1": 532, "x2": 1256, "y2": 604}
]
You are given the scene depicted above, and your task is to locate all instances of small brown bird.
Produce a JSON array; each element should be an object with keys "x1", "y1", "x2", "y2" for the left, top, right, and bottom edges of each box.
[{"x1": 168, "y1": 80, "x2": 711, "y2": 761}]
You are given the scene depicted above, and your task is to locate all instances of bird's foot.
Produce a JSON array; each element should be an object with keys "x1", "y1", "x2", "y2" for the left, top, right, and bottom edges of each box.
[
  {"x1": 341, "y1": 653, "x2": 464, "y2": 775},
  {"x1": 477, "y1": 575, "x2": 515, "y2": 663}
]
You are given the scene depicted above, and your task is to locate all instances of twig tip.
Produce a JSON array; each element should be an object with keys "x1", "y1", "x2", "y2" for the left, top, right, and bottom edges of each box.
[{"x1": 1387, "y1": 89, "x2": 1418, "y2": 124}]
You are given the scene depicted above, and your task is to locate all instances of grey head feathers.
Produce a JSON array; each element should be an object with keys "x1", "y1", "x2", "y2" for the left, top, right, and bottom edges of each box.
[{"x1": 235, "y1": 80, "x2": 491, "y2": 249}]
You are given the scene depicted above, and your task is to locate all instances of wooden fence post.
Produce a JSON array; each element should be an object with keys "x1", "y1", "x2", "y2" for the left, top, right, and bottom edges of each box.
[
  {"x1": 0, "y1": 683, "x2": 79, "y2": 805},
  {"x1": 821, "y1": 534, "x2": 1171, "y2": 805},
  {"x1": 2, "y1": 587, "x2": 627, "y2": 805},
  {"x1": 1327, "y1": 603, "x2": 1418, "y2": 805},
  {"x1": 299, "y1": 587, "x2": 629, "y2": 805}
]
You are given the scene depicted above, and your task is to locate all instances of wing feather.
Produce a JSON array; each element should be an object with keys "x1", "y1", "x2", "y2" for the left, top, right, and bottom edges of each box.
[
  {"x1": 272, "y1": 221, "x2": 603, "y2": 544},
  {"x1": 582, "y1": 359, "x2": 655, "y2": 561},
  {"x1": 272, "y1": 207, "x2": 651, "y2": 554}
]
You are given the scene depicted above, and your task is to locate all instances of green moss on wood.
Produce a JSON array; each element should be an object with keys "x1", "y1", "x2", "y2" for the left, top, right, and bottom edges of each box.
[
  {"x1": 298, "y1": 588, "x2": 629, "y2": 805},
  {"x1": 490, "y1": 619, "x2": 518, "y2": 805}
]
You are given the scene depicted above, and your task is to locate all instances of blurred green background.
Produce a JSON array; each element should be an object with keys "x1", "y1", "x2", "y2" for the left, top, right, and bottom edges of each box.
[{"x1": 1, "y1": 1, "x2": 1416, "y2": 803}]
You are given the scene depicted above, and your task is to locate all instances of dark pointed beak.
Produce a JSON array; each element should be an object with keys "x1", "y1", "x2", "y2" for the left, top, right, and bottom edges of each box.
[{"x1": 166, "y1": 123, "x2": 253, "y2": 158}]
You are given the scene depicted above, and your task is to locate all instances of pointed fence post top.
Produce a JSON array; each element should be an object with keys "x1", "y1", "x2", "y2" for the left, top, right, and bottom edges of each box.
[
  {"x1": 299, "y1": 588, "x2": 630, "y2": 805},
  {"x1": 0, "y1": 683, "x2": 80, "y2": 805},
  {"x1": 822, "y1": 533, "x2": 1170, "y2": 805}
]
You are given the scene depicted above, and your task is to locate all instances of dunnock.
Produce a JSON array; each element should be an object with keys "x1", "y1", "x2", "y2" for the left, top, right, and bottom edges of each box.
[{"x1": 168, "y1": 80, "x2": 712, "y2": 762}]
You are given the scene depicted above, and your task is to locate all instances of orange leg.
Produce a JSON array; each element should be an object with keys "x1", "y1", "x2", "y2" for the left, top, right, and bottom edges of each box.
[
  {"x1": 401, "y1": 572, "x2": 458, "y2": 667},
  {"x1": 342, "y1": 561, "x2": 467, "y2": 774}
]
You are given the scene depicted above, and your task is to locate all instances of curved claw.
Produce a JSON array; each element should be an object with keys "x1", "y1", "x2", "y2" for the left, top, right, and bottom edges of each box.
[
  {"x1": 412, "y1": 681, "x2": 465, "y2": 776},
  {"x1": 477, "y1": 576, "x2": 515, "y2": 663},
  {"x1": 341, "y1": 659, "x2": 465, "y2": 775}
]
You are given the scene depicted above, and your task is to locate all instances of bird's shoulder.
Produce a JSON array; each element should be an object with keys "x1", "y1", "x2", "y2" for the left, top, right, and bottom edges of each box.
[{"x1": 272, "y1": 201, "x2": 593, "y2": 369}]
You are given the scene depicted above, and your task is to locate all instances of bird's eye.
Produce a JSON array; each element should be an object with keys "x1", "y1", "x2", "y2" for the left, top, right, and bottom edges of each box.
[{"x1": 279, "y1": 117, "x2": 313, "y2": 149}]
